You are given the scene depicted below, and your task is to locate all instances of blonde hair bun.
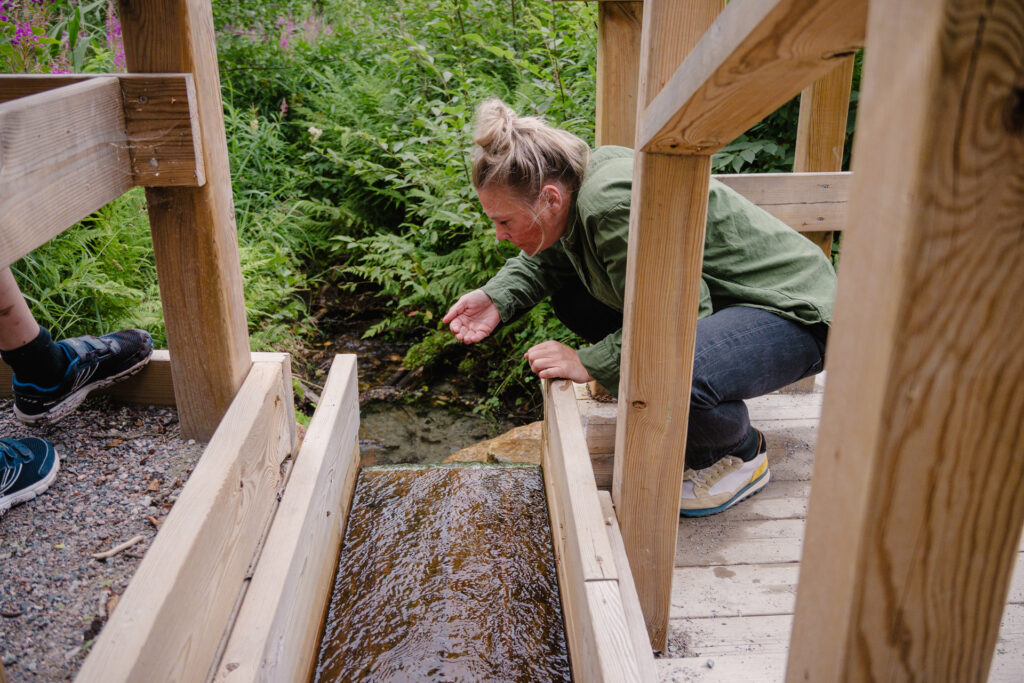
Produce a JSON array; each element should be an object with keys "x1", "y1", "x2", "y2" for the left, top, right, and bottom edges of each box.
[{"x1": 471, "y1": 99, "x2": 589, "y2": 199}]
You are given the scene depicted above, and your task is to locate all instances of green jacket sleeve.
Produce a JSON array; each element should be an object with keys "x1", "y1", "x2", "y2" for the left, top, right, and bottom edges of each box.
[
  {"x1": 572, "y1": 198, "x2": 630, "y2": 393},
  {"x1": 480, "y1": 245, "x2": 576, "y2": 323}
]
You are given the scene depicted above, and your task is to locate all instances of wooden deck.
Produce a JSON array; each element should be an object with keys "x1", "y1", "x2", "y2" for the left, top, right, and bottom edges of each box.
[{"x1": 581, "y1": 389, "x2": 1024, "y2": 681}]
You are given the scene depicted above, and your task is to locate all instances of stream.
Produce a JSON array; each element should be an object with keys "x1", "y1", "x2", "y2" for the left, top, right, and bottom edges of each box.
[{"x1": 294, "y1": 290, "x2": 527, "y2": 465}]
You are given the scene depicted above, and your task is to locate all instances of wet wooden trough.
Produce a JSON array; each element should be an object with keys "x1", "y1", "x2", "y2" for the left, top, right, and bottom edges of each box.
[{"x1": 67, "y1": 355, "x2": 654, "y2": 681}]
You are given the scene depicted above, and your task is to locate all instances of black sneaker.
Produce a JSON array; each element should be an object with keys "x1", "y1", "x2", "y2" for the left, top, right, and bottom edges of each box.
[
  {"x1": 12, "y1": 329, "x2": 154, "y2": 425},
  {"x1": 0, "y1": 437, "x2": 59, "y2": 515}
]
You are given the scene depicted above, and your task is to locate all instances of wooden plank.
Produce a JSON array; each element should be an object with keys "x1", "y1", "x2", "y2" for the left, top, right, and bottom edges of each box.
[
  {"x1": 671, "y1": 613, "x2": 794, "y2": 658},
  {"x1": 611, "y1": 1, "x2": 723, "y2": 646},
  {"x1": 77, "y1": 358, "x2": 297, "y2": 682},
  {"x1": 672, "y1": 564, "x2": 800, "y2": 619},
  {"x1": 677, "y1": 519, "x2": 805, "y2": 567},
  {"x1": 0, "y1": 73, "x2": 204, "y2": 186},
  {"x1": 596, "y1": 2, "x2": 643, "y2": 147},
  {"x1": 599, "y1": 492, "x2": 659, "y2": 680},
  {"x1": 118, "y1": 0, "x2": 251, "y2": 440},
  {"x1": 787, "y1": 1, "x2": 1024, "y2": 681},
  {"x1": 542, "y1": 379, "x2": 646, "y2": 681},
  {"x1": 0, "y1": 78, "x2": 132, "y2": 271},
  {"x1": 638, "y1": 0, "x2": 867, "y2": 155},
  {"x1": 658, "y1": 653, "x2": 788, "y2": 681},
  {"x1": 716, "y1": 172, "x2": 850, "y2": 233},
  {"x1": 0, "y1": 350, "x2": 288, "y2": 408},
  {"x1": 215, "y1": 355, "x2": 360, "y2": 682},
  {"x1": 118, "y1": 75, "x2": 205, "y2": 186}
]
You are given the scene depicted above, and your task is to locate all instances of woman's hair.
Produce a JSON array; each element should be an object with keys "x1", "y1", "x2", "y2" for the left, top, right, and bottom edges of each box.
[{"x1": 471, "y1": 99, "x2": 590, "y2": 200}]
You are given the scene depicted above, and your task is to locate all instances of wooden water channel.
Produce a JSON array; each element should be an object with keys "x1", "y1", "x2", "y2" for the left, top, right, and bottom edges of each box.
[{"x1": 2, "y1": 0, "x2": 1022, "y2": 680}]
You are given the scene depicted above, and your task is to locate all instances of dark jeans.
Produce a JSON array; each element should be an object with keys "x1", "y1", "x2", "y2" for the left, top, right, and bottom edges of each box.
[{"x1": 551, "y1": 281, "x2": 827, "y2": 470}]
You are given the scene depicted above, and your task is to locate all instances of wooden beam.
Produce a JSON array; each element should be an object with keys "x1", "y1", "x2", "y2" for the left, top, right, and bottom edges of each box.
[
  {"x1": 542, "y1": 379, "x2": 647, "y2": 681},
  {"x1": 788, "y1": 1, "x2": 1024, "y2": 680},
  {"x1": 598, "y1": 492, "x2": 658, "y2": 681},
  {"x1": 0, "y1": 75, "x2": 206, "y2": 276},
  {"x1": 0, "y1": 350, "x2": 287, "y2": 409},
  {"x1": 638, "y1": 0, "x2": 867, "y2": 155},
  {"x1": 596, "y1": 2, "x2": 643, "y2": 147},
  {"x1": 77, "y1": 356, "x2": 297, "y2": 682},
  {"x1": 788, "y1": 57, "x2": 855, "y2": 392},
  {"x1": 0, "y1": 73, "x2": 204, "y2": 187},
  {"x1": 0, "y1": 78, "x2": 132, "y2": 271},
  {"x1": 214, "y1": 355, "x2": 360, "y2": 682},
  {"x1": 118, "y1": 0, "x2": 251, "y2": 440},
  {"x1": 613, "y1": 0, "x2": 723, "y2": 651},
  {"x1": 717, "y1": 172, "x2": 850, "y2": 233}
]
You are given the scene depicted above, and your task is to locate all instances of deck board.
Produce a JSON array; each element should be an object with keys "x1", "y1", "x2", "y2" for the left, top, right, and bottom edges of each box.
[{"x1": 659, "y1": 390, "x2": 1024, "y2": 681}]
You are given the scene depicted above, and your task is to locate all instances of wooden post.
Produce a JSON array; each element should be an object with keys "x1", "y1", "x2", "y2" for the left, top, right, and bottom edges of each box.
[
  {"x1": 613, "y1": 0, "x2": 723, "y2": 650},
  {"x1": 117, "y1": 0, "x2": 251, "y2": 439},
  {"x1": 787, "y1": 56, "x2": 854, "y2": 392},
  {"x1": 596, "y1": 1, "x2": 643, "y2": 147},
  {"x1": 793, "y1": 55, "x2": 855, "y2": 256},
  {"x1": 787, "y1": 0, "x2": 1024, "y2": 680}
]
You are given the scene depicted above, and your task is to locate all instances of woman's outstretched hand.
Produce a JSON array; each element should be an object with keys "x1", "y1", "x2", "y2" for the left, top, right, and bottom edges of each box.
[
  {"x1": 524, "y1": 340, "x2": 594, "y2": 383},
  {"x1": 443, "y1": 289, "x2": 501, "y2": 343}
]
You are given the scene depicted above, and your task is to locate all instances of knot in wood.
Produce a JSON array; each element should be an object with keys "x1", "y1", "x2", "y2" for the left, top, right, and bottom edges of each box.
[
  {"x1": 1004, "y1": 87, "x2": 1024, "y2": 136},
  {"x1": 631, "y1": 400, "x2": 647, "y2": 410}
]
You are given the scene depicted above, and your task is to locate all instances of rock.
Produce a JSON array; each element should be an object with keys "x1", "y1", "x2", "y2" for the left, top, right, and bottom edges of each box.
[{"x1": 443, "y1": 422, "x2": 543, "y2": 465}]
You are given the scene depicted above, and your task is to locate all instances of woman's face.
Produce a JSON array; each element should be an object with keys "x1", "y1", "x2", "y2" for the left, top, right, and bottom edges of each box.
[{"x1": 477, "y1": 184, "x2": 570, "y2": 256}]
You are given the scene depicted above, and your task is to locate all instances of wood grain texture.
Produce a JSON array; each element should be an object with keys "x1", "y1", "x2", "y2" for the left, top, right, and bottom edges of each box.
[
  {"x1": 0, "y1": 78, "x2": 132, "y2": 270},
  {"x1": 613, "y1": 152, "x2": 712, "y2": 650},
  {"x1": 793, "y1": 57, "x2": 853, "y2": 267},
  {"x1": 117, "y1": 0, "x2": 251, "y2": 440},
  {"x1": 638, "y1": 0, "x2": 867, "y2": 155},
  {"x1": 596, "y1": 2, "x2": 643, "y2": 147},
  {"x1": 613, "y1": 0, "x2": 722, "y2": 650},
  {"x1": 215, "y1": 355, "x2": 359, "y2": 683},
  {"x1": 717, "y1": 171, "x2": 850, "y2": 232},
  {"x1": 119, "y1": 74, "x2": 205, "y2": 186},
  {"x1": 542, "y1": 379, "x2": 648, "y2": 681},
  {"x1": 789, "y1": 59, "x2": 854, "y2": 392},
  {"x1": 788, "y1": 1, "x2": 1024, "y2": 681},
  {"x1": 77, "y1": 359, "x2": 297, "y2": 682},
  {"x1": 599, "y1": 492, "x2": 659, "y2": 681},
  {"x1": 0, "y1": 74, "x2": 204, "y2": 187}
]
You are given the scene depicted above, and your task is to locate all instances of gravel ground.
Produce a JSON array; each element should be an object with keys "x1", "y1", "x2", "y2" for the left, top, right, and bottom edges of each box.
[{"x1": 0, "y1": 397, "x2": 204, "y2": 682}]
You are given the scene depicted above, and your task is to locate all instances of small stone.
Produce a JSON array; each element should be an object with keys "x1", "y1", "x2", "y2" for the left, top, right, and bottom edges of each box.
[{"x1": 706, "y1": 658, "x2": 715, "y2": 669}]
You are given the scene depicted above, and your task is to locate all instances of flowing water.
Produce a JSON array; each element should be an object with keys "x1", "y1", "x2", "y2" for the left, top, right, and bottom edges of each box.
[{"x1": 314, "y1": 464, "x2": 570, "y2": 682}]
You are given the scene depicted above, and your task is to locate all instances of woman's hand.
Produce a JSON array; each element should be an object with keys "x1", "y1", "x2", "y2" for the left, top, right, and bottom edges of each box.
[
  {"x1": 442, "y1": 289, "x2": 501, "y2": 343},
  {"x1": 524, "y1": 340, "x2": 594, "y2": 383}
]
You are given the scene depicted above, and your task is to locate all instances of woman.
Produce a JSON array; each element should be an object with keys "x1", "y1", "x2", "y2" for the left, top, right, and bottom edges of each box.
[{"x1": 443, "y1": 100, "x2": 835, "y2": 516}]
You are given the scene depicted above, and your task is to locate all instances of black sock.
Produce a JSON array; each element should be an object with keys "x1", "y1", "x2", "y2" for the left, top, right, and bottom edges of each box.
[
  {"x1": 1, "y1": 327, "x2": 69, "y2": 387},
  {"x1": 732, "y1": 427, "x2": 764, "y2": 462}
]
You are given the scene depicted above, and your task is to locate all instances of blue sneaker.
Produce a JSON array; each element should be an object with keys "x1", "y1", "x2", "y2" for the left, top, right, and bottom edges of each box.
[
  {"x1": 13, "y1": 329, "x2": 153, "y2": 425},
  {"x1": 0, "y1": 437, "x2": 59, "y2": 516}
]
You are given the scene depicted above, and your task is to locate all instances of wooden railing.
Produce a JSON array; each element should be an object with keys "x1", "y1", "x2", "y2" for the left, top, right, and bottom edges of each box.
[
  {"x1": 0, "y1": 0, "x2": 253, "y2": 440},
  {"x1": 572, "y1": 2, "x2": 1023, "y2": 683}
]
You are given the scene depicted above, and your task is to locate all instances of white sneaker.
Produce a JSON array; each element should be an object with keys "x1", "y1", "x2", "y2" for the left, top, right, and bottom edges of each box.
[{"x1": 680, "y1": 438, "x2": 769, "y2": 517}]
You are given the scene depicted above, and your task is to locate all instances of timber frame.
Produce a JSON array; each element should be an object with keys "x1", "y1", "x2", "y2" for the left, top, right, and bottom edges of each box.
[
  {"x1": 3, "y1": 0, "x2": 1022, "y2": 680},
  {"x1": 569, "y1": 0, "x2": 1024, "y2": 680}
]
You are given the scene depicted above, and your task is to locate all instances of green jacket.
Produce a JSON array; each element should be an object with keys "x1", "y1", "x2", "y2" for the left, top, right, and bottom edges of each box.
[{"x1": 481, "y1": 145, "x2": 836, "y2": 394}]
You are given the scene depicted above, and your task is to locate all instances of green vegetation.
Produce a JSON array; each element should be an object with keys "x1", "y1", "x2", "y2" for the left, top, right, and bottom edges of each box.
[{"x1": 2, "y1": 0, "x2": 857, "y2": 416}]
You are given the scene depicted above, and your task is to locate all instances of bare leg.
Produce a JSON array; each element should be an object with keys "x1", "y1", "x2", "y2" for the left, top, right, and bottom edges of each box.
[{"x1": 0, "y1": 268, "x2": 40, "y2": 351}]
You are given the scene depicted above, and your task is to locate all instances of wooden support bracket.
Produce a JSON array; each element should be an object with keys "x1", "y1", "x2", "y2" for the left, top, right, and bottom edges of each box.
[
  {"x1": 0, "y1": 74, "x2": 204, "y2": 270},
  {"x1": 638, "y1": 0, "x2": 867, "y2": 155}
]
